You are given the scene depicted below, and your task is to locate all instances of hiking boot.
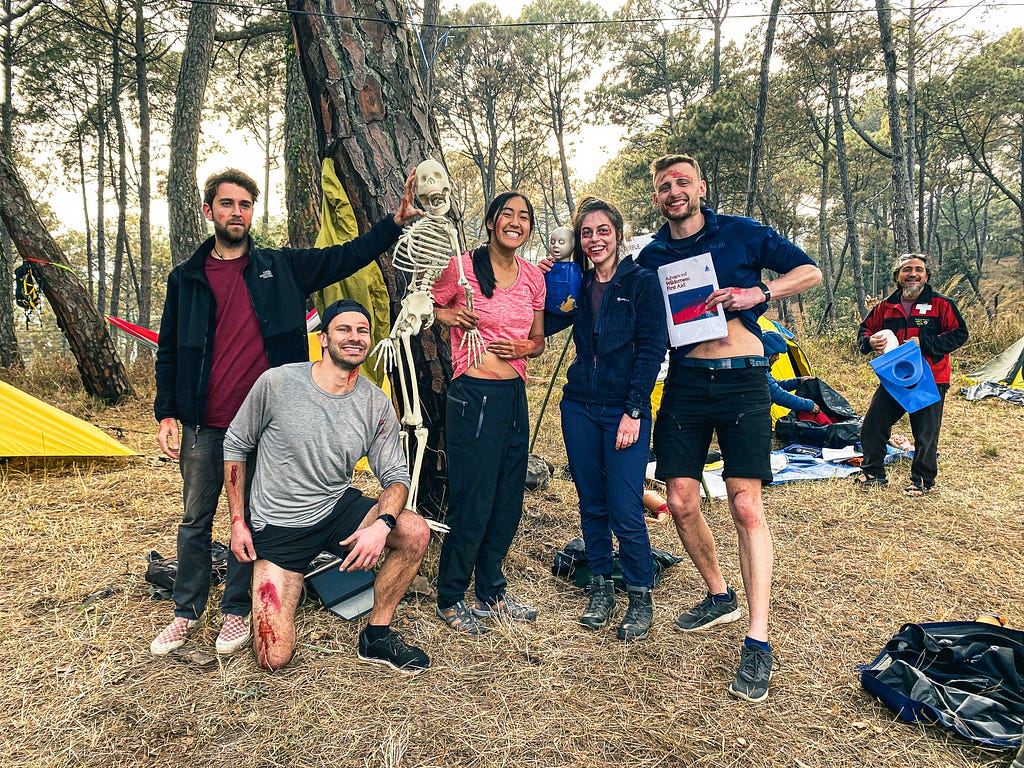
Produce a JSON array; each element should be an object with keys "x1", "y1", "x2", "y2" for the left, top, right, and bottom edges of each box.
[
  {"x1": 674, "y1": 589, "x2": 740, "y2": 632},
  {"x1": 357, "y1": 628, "x2": 430, "y2": 675},
  {"x1": 728, "y1": 643, "x2": 778, "y2": 703},
  {"x1": 471, "y1": 593, "x2": 538, "y2": 622},
  {"x1": 617, "y1": 585, "x2": 654, "y2": 642},
  {"x1": 579, "y1": 575, "x2": 617, "y2": 630},
  {"x1": 215, "y1": 613, "x2": 251, "y2": 655},
  {"x1": 150, "y1": 615, "x2": 204, "y2": 655}
]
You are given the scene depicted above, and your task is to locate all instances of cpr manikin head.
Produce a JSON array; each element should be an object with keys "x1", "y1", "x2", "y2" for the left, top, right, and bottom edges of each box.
[
  {"x1": 549, "y1": 226, "x2": 574, "y2": 261},
  {"x1": 415, "y1": 159, "x2": 451, "y2": 216}
]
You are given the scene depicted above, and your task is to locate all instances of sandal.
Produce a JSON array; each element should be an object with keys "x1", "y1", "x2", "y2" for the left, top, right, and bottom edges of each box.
[
  {"x1": 852, "y1": 473, "x2": 888, "y2": 487},
  {"x1": 903, "y1": 482, "x2": 930, "y2": 497},
  {"x1": 437, "y1": 600, "x2": 490, "y2": 635}
]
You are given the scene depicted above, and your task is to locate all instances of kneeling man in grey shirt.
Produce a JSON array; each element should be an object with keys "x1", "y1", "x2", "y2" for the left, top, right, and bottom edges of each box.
[{"x1": 223, "y1": 299, "x2": 431, "y2": 674}]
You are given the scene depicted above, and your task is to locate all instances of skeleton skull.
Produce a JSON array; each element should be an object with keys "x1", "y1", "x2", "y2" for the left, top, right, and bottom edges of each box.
[{"x1": 416, "y1": 159, "x2": 451, "y2": 216}]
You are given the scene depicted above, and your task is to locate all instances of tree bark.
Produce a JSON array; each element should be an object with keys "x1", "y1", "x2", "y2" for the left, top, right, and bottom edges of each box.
[
  {"x1": 0, "y1": 145, "x2": 134, "y2": 403},
  {"x1": 744, "y1": 0, "x2": 780, "y2": 218},
  {"x1": 167, "y1": 0, "x2": 216, "y2": 266},
  {"x1": 876, "y1": 0, "x2": 918, "y2": 253},
  {"x1": 284, "y1": 41, "x2": 321, "y2": 248},
  {"x1": 95, "y1": 62, "x2": 107, "y2": 315},
  {"x1": 288, "y1": 0, "x2": 451, "y2": 518},
  {"x1": 133, "y1": 0, "x2": 152, "y2": 326},
  {"x1": 829, "y1": 53, "x2": 866, "y2": 316},
  {"x1": 0, "y1": 0, "x2": 21, "y2": 368}
]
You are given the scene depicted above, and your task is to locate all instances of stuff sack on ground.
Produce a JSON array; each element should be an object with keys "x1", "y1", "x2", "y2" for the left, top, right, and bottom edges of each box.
[
  {"x1": 775, "y1": 379, "x2": 861, "y2": 448},
  {"x1": 551, "y1": 536, "x2": 683, "y2": 592},
  {"x1": 859, "y1": 621, "x2": 1024, "y2": 748},
  {"x1": 526, "y1": 453, "x2": 554, "y2": 491},
  {"x1": 144, "y1": 541, "x2": 230, "y2": 600}
]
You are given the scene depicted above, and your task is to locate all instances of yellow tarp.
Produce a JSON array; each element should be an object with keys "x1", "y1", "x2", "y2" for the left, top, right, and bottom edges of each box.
[
  {"x1": 0, "y1": 380, "x2": 137, "y2": 458},
  {"x1": 312, "y1": 158, "x2": 392, "y2": 390}
]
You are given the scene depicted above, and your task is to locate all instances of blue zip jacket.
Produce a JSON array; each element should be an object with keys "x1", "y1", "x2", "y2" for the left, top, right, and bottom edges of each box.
[
  {"x1": 154, "y1": 215, "x2": 402, "y2": 427},
  {"x1": 547, "y1": 258, "x2": 667, "y2": 418},
  {"x1": 637, "y1": 207, "x2": 816, "y2": 361},
  {"x1": 768, "y1": 374, "x2": 815, "y2": 412}
]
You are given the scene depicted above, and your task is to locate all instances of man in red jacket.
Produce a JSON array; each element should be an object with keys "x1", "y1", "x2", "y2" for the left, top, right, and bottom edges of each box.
[{"x1": 855, "y1": 254, "x2": 968, "y2": 496}]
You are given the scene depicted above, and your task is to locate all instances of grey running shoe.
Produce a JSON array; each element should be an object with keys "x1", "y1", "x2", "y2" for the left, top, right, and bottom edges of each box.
[
  {"x1": 358, "y1": 628, "x2": 430, "y2": 675},
  {"x1": 616, "y1": 585, "x2": 653, "y2": 642},
  {"x1": 728, "y1": 644, "x2": 778, "y2": 703},
  {"x1": 579, "y1": 575, "x2": 617, "y2": 630},
  {"x1": 674, "y1": 590, "x2": 740, "y2": 632}
]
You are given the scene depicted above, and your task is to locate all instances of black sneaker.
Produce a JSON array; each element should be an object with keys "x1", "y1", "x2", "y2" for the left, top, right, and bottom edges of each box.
[
  {"x1": 728, "y1": 644, "x2": 778, "y2": 703},
  {"x1": 674, "y1": 590, "x2": 741, "y2": 632},
  {"x1": 357, "y1": 628, "x2": 430, "y2": 675},
  {"x1": 579, "y1": 575, "x2": 617, "y2": 630},
  {"x1": 616, "y1": 585, "x2": 653, "y2": 642}
]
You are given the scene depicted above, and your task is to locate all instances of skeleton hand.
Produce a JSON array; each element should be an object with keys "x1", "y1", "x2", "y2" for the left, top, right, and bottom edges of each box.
[{"x1": 461, "y1": 329, "x2": 486, "y2": 369}]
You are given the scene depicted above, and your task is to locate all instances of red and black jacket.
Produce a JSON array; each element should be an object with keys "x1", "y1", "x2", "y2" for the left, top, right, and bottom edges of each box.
[{"x1": 857, "y1": 283, "x2": 968, "y2": 384}]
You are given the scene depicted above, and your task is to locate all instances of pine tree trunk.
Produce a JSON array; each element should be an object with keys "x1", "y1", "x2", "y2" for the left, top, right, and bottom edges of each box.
[
  {"x1": 134, "y1": 0, "x2": 153, "y2": 326},
  {"x1": 876, "y1": 0, "x2": 918, "y2": 253},
  {"x1": 0, "y1": 6, "x2": 21, "y2": 368},
  {"x1": 288, "y1": 0, "x2": 452, "y2": 518},
  {"x1": 167, "y1": 1, "x2": 216, "y2": 266},
  {"x1": 829, "y1": 54, "x2": 866, "y2": 316},
  {"x1": 0, "y1": 146, "x2": 134, "y2": 403},
  {"x1": 284, "y1": 42, "x2": 321, "y2": 249}
]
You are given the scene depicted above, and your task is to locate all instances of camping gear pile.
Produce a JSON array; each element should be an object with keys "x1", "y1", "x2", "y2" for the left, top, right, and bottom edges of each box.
[{"x1": 773, "y1": 379, "x2": 861, "y2": 448}]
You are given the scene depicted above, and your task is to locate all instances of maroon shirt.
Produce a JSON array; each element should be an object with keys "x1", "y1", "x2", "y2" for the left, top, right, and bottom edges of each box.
[{"x1": 204, "y1": 254, "x2": 268, "y2": 428}]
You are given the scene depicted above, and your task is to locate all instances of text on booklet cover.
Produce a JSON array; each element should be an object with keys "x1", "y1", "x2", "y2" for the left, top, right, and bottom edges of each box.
[{"x1": 657, "y1": 252, "x2": 727, "y2": 347}]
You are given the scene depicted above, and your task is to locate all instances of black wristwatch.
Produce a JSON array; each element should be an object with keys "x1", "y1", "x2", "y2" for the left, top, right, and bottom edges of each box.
[
  {"x1": 626, "y1": 407, "x2": 641, "y2": 420},
  {"x1": 376, "y1": 513, "x2": 397, "y2": 530},
  {"x1": 757, "y1": 281, "x2": 772, "y2": 302}
]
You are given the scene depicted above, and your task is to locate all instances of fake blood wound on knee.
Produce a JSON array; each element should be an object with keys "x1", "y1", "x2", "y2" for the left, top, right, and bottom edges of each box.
[{"x1": 257, "y1": 581, "x2": 281, "y2": 612}]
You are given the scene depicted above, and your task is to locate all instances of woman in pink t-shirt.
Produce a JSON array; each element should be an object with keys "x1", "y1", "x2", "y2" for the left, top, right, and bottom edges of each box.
[{"x1": 431, "y1": 192, "x2": 546, "y2": 635}]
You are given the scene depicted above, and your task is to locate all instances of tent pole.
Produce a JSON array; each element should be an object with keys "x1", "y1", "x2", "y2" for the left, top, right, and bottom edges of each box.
[{"x1": 529, "y1": 329, "x2": 572, "y2": 453}]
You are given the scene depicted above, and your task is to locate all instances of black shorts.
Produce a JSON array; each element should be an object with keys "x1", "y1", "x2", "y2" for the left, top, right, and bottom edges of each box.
[
  {"x1": 653, "y1": 363, "x2": 773, "y2": 483},
  {"x1": 251, "y1": 488, "x2": 378, "y2": 573}
]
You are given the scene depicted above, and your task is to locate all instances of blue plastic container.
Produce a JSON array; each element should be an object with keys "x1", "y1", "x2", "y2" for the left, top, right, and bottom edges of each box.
[{"x1": 869, "y1": 341, "x2": 940, "y2": 413}]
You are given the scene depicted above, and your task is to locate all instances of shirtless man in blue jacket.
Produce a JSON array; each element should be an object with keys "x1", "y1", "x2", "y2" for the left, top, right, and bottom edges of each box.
[{"x1": 637, "y1": 154, "x2": 821, "y2": 703}]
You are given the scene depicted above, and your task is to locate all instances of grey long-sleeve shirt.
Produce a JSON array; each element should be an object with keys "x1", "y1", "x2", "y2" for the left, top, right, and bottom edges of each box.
[{"x1": 223, "y1": 362, "x2": 410, "y2": 530}]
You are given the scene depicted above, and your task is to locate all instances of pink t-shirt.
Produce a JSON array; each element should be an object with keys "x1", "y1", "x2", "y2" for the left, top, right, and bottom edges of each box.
[{"x1": 432, "y1": 251, "x2": 546, "y2": 380}]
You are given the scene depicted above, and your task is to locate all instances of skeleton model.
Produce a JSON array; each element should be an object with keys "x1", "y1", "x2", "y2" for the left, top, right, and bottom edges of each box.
[{"x1": 373, "y1": 160, "x2": 482, "y2": 520}]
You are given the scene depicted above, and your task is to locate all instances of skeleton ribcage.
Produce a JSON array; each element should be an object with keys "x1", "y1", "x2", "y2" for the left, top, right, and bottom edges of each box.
[{"x1": 393, "y1": 214, "x2": 457, "y2": 295}]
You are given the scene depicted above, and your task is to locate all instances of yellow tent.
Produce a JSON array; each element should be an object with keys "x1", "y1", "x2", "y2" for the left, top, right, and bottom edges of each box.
[
  {"x1": 312, "y1": 158, "x2": 392, "y2": 390},
  {"x1": 0, "y1": 380, "x2": 137, "y2": 458},
  {"x1": 966, "y1": 336, "x2": 1024, "y2": 389}
]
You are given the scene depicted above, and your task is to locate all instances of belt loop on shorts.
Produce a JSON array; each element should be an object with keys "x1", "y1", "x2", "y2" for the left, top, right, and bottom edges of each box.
[{"x1": 676, "y1": 356, "x2": 770, "y2": 370}]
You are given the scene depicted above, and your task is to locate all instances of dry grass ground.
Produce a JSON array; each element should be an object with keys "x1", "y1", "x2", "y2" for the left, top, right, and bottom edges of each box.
[{"x1": 2, "y1": 331, "x2": 1022, "y2": 768}]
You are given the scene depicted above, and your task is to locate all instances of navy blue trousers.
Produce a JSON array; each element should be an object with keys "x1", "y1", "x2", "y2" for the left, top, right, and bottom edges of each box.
[{"x1": 561, "y1": 398, "x2": 654, "y2": 588}]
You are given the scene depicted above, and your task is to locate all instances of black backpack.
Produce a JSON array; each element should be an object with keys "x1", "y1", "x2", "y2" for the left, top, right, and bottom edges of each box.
[{"x1": 144, "y1": 541, "x2": 230, "y2": 599}]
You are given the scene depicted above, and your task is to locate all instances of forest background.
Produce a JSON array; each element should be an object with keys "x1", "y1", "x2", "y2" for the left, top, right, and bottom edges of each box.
[{"x1": 0, "y1": 0, "x2": 1023, "y2": 374}]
